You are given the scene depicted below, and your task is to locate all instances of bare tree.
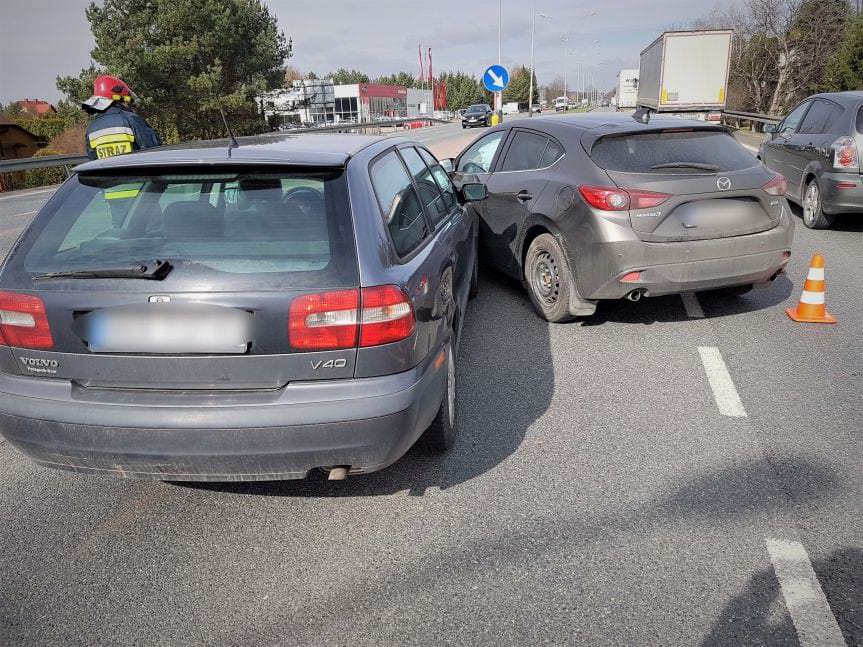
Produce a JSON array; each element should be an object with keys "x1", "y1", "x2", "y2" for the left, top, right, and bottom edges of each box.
[
  {"x1": 544, "y1": 76, "x2": 566, "y2": 101},
  {"x1": 692, "y1": 0, "x2": 852, "y2": 114},
  {"x1": 282, "y1": 65, "x2": 304, "y2": 86}
]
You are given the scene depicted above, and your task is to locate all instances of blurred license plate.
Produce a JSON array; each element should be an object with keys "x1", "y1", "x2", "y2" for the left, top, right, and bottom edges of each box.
[{"x1": 83, "y1": 304, "x2": 252, "y2": 354}]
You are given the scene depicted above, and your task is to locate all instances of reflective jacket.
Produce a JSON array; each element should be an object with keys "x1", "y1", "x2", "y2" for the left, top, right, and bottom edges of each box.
[{"x1": 85, "y1": 105, "x2": 161, "y2": 161}]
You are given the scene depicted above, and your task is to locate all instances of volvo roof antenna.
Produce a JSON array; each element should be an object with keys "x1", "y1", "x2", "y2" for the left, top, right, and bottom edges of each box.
[
  {"x1": 218, "y1": 105, "x2": 240, "y2": 149},
  {"x1": 632, "y1": 105, "x2": 652, "y2": 125}
]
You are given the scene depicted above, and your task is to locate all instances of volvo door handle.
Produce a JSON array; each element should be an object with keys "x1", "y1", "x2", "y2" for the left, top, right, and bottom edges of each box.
[{"x1": 516, "y1": 190, "x2": 533, "y2": 202}]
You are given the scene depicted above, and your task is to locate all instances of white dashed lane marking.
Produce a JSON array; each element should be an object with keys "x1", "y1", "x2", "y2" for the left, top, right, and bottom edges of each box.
[
  {"x1": 765, "y1": 539, "x2": 846, "y2": 647},
  {"x1": 697, "y1": 346, "x2": 747, "y2": 417},
  {"x1": 681, "y1": 292, "x2": 705, "y2": 318}
]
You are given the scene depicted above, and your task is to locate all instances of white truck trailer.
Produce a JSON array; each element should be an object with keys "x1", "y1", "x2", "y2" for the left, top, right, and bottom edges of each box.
[
  {"x1": 616, "y1": 69, "x2": 639, "y2": 111},
  {"x1": 637, "y1": 29, "x2": 733, "y2": 121}
]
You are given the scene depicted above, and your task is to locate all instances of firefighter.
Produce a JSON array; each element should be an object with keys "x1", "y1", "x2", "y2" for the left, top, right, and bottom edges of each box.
[{"x1": 82, "y1": 75, "x2": 161, "y2": 160}]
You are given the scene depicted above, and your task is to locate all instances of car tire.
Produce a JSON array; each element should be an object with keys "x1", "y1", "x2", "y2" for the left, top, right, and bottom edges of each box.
[
  {"x1": 802, "y1": 179, "x2": 834, "y2": 229},
  {"x1": 524, "y1": 233, "x2": 576, "y2": 323},
  {"x1": 418, "y1": 341, "x2": 457, "y2": 453},
  {"x1": 468, "y1": 247, "x2": 479, "y2": 300}
]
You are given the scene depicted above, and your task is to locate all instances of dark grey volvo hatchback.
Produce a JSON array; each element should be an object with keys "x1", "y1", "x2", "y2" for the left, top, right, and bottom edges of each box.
[{"x1": 0, "y1": 134, "x2": 483, "y2": 481}]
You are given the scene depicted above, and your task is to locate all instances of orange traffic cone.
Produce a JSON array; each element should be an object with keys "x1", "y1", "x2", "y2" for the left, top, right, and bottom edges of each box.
[{"x1": 785, "y1": 254, "x2": 836, "y2": 324}]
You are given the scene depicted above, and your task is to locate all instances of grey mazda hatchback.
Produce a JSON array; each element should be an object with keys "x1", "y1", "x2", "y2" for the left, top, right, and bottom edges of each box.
[
  {"x1": 445, "y1": 114, "x2": 795, "y2": 322},
  {"x1": 0, "y1": 134, "x2": 484, "y2": 481}
]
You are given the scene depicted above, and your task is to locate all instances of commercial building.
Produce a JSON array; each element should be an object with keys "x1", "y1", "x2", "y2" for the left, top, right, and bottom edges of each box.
[
  {"x1": 334, "y1": 84, "x2": 408, "y2": 122},
  {"x1": 259, "y1": 79, "x2": 335, "y2": 128},
  {"x1": 406, "y1": 88, "x2": 433, "y2": 117},
  {"x1": 260, "y1": 81, "x2": 419, "y2": 127}
]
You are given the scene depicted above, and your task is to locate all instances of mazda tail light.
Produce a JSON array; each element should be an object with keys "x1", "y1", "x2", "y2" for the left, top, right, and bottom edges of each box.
[
  {"x1": 762, "y1": 174, "x2": 787, "y2": 196},
  {"x1": 0, "y1": 291, "x2": 54, "y2": 349},
  {"x1": 578, "y1": 185, "x2": 670, "y2": 211}
]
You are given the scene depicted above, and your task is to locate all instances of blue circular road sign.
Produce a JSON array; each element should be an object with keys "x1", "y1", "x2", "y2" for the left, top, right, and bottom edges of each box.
[{"x1": 483, "y1": 65, "x2": 510, "y2": 92}]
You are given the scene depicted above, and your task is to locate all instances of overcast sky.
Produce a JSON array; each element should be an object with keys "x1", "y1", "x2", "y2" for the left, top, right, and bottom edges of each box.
[{"x1": 0, "y1": 0, "x2": 734, "y2": 105}]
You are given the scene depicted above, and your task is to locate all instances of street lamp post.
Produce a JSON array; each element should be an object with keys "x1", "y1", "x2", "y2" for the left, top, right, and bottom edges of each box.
[
  {"x1": 494, "y1": 0, "x2": 502, "y2": 123},
  {"x1": 528, "y1": 4, "x2": 549, "y2": 116},
  {"x1": 561, "y1": 35, "x2": 568, "y2": 105}
]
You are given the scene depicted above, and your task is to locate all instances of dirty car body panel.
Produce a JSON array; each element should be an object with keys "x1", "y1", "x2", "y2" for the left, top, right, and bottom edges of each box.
[
  {"x1": 0, "y1": 134, "x2": 476, "y2": 481},
  {"x1": 451, "y1": 114, "x2": 794, "y2": 316}
]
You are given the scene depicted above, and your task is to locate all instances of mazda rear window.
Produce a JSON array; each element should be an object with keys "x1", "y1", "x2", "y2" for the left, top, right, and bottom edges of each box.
[
  {"x1": 856, "y1": 106, "x2": 863, "y2": 135},
  {"x1": 589, "y1": 130, "x2": 758, "y2": 174},
  {"x1": 17, "y1": 168, "x2": 358, "y2": 287}
]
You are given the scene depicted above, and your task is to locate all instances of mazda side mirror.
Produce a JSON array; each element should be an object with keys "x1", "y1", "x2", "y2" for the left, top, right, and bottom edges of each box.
[
  {"x1": 764, "y1": 124, "x2": 777, "y2": 135},
  {"x1": 439, "y1": 158, "x2": 455, "y2": 173},
  {"x1": 461, "y1": 183, "x2": 487, "y2": 202}
]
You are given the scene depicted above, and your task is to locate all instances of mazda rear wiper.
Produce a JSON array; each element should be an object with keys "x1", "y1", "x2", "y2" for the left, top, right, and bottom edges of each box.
[
  {"x1": 33, "y1": 259, "x2": 173, "y2": 281},
  {"x1": 650, "y1": 162, "x2": 720, "y2": 172}
]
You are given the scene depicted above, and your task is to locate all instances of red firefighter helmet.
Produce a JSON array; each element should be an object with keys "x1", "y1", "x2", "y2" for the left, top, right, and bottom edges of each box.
[
  {"x1": 82, "y1": 75, "x2": 136, "y2": 113},
  {"x1": 93, "y1": 75, "x2": 134, "y2": 102}
]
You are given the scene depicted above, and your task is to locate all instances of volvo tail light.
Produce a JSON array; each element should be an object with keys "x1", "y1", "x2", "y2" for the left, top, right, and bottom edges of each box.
[
  {"x1": 831, "y1": 136, "x2": 859, "y2": 171},
  {"x1": 289, "y1": 289, "x2": 359, "y2": 350},
  {"x1": 359, "y1": 285, "x2": 415, "y2": 347},
  {"x1": 578, "y1": 185, "x2": 670, "y2": 211},
  {"x1": 762, "y1": 174, "x2": 787, "y2": 196},
  {"x1": 289, "y1": 285, "x2": 415, "y2": 351},
  {"x1": 0, "y1": 291, "x2": 54, "y2": 349}
]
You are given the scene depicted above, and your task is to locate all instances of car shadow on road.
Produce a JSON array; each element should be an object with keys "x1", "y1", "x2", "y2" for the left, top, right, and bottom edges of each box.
[
  {"x1": 696, "y1": 273, "x2": 795, "y2": 318},
  {"x1": 206, "y1": 454, "x2": 844, "y2": 644},
  {"x1": 786, "y1": 201, "x2": 863, "y2": 232},
  {"x1": 701, "y1": 546, "x2": 862, "y2": 646},
  {"x1": 653, "y1": 454, "x2": 839, "y2": 521},
  {"x1": 578, "y1": 274, "x2": 794, "y2": 326},
  {"x1": 179, "y1": 270, "x2": 554, "y2": 497}
]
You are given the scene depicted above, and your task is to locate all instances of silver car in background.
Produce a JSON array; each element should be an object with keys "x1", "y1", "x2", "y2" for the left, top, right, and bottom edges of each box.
[{"x1": 759, "y1": 91, "x2": 863, "y2": 229}]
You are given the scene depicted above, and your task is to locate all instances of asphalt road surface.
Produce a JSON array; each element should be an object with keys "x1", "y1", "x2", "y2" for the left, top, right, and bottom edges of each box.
[{"x1": 0, "y1": 116, "x2": 860, "y2": 647}]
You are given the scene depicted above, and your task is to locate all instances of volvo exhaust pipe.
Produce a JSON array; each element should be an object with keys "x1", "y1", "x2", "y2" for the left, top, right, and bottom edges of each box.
[
  {"x1": 625, "y1": 289, "x2": 644, "y2": 302},
  {"x1": 327, "y1": 466, "x2": 349, "y2": 480}
]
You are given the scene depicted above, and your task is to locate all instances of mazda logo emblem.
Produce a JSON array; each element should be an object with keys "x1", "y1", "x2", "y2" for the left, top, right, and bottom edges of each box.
[{"x1": 716, "y1": 177, "x2": 732, "y2": 190}]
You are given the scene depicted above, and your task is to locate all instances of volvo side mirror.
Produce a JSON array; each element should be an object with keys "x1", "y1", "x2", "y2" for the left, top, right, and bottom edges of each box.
[
  {"x1": 764, "y1": 124, "x2": 778, "y2": 135},
  {"x1": 439, "y1": 158, "x2": 455, "y2": 173}
]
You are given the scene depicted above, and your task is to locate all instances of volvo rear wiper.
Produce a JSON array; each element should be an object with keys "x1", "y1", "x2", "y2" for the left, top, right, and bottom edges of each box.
[
  {"x1": 33, "y1": 259, "x2": 173, "y2": 281},
  {"x1": 650, "y1": 162, "x2": 720, "y2": 172}
]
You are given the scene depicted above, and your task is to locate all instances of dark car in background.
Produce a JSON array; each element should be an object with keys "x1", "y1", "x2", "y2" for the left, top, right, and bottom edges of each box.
[
  {"x1": 462, "y1": 104, "x2": 493, "y2": 128},
  {"x1": 759, "y1": 91, "x2": 862, "y2": 229},
  {"x1": 0, "y1": 134, "x2": 485, "y2": 481},
  {"x1": 442, "y1": 114, "x2": 794, "y2": 322}
]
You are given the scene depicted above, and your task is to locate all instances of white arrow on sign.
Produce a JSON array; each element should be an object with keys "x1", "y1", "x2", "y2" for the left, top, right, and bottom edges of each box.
[{"x1": 487, "y1": 70, "x2": 505, "y2": 88}]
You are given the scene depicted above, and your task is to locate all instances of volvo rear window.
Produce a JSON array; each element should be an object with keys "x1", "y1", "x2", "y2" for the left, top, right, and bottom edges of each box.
[
  {"x1": 17, "y1": 168, "x2": 358, "y2": 287},
  {"x1": 589, "y1": 130, "x2": 758, "y2": 174},
  {"x1": 856, "y1": 106, "x2": 863, "y2": 134}
]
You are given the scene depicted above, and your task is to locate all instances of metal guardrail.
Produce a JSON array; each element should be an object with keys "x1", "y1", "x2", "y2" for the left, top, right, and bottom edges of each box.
[
  {"x1": 0, "y1": 118, "x2": 453, "y2": 178},
  {"x1": 0, "y1": 153, "x2": 88, "y2": 174},
  {"x1": 272, "y1": 116, "x2": 452, "y2": 135},
  {"x1": 723, "y1": 110, "x2": 782, "y2": 124},
  {"x1": 722, "y1": 110, "x2": 782, "y2": 129}
]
